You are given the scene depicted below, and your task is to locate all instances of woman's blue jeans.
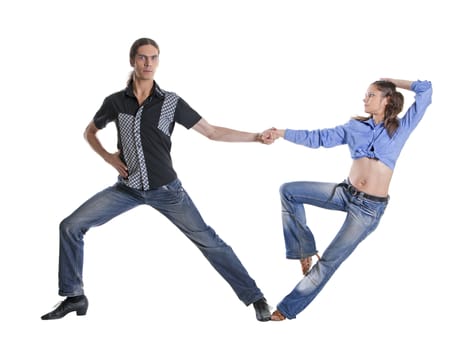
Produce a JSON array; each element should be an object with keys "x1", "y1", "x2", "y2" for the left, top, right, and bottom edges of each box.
[
  {"x1": 276, "y1": 180, "x2": 388, "y2": 319},
  {"x1": 58, "y1": 179, "x2": 264, "y2": 305}
]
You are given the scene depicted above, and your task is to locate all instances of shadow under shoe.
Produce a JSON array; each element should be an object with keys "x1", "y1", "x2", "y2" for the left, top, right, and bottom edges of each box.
[
  {"x1": 41, "y1": 295, "x2": 88, "y2": 320},
  {"x1": 253, "y1": 297, "x2": 271, "y2": 322}
]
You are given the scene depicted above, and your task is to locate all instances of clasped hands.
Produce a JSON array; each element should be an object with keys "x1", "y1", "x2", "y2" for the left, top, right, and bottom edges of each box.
[{"x1": 257, "y1": 127, "x2": 282, "y2": 145}]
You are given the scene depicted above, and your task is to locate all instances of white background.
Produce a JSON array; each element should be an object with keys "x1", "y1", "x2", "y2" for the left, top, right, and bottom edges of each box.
[{"x1": 1, "y1": 0, "x2": 469, "y2": 349}]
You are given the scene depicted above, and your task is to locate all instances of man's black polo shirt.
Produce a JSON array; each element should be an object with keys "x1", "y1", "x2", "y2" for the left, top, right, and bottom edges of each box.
[{"x1": 93, "y1": 82, "x2": 202, "y2": 190}]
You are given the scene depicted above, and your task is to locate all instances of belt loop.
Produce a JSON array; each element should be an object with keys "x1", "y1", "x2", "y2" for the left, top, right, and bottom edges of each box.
[{"x1": 350, "y1": 186, "x2": 357, "y2": 196}]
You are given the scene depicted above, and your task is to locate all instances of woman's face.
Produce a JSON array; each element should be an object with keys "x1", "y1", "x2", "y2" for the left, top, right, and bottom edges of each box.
[{"x1": 363, "y1": 84, "x2": 388, "y2": 116}]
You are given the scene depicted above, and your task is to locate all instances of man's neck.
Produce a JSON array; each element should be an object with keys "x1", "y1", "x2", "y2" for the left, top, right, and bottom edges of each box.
[{"x1": 133, "y1": 78, "x2": 154, "y2": 104}]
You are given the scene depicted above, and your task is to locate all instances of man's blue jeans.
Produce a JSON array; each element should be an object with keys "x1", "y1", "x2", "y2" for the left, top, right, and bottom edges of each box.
[
  {"x1": 276, "y1": 180, "x2": 388, "y2": 319},
  {"x1": 58, "y1": 179, "x2": 264, "y2": 305}
]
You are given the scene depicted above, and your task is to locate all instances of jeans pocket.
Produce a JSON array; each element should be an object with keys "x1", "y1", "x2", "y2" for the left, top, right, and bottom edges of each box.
[
  {"x1": 164, "y1": 178, "x2": 183, "y2": 192},
  {"x1": 360, "y1": 198, "x2": 387, "y2": 219}
]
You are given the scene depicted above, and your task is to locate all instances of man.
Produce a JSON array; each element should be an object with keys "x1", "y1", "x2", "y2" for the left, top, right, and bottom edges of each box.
[{"x1": 41, "y1": 37, "x2": 272, "y2": 321}]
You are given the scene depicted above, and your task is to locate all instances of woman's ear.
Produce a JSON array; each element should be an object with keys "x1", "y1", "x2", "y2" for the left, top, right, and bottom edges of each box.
[{"x1": 381, "y1": 95, "x2": 390, "y2": 109}]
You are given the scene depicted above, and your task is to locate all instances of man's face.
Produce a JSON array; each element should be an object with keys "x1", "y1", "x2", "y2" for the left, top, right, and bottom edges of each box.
[{"x1": 131, "y1": 44, "x2": 159, "y2": 81}]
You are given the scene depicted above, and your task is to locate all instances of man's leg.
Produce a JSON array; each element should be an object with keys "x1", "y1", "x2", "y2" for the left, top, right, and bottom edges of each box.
[
  {"x1": 147, "y1": 179, "x2": 271, "y2": 321},
  {"x1": 42, "y1": 184, "x2": 141, "y2": 320}
]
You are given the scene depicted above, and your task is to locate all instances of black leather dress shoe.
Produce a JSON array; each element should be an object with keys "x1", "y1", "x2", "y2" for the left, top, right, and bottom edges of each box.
[
  {"x1": 41, "y1": 295, "x2": 89, "y2": 320},
  {"x1": 253, "y1": 297, "x2": 271, "y2": 322}
]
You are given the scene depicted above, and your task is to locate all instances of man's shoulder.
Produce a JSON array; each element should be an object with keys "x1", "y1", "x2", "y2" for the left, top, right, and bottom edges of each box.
[
  {"x1": 103, "y1": 88, "x2": 127, "y2": 102},
  {"x1": 159, "y1": 87, "x2": 179, "y2": 99}
]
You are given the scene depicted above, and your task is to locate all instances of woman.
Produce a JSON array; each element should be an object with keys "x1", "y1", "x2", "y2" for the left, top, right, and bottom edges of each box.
[{"x1": 264, "y1": 78, "x2": 432, "y2": 320}]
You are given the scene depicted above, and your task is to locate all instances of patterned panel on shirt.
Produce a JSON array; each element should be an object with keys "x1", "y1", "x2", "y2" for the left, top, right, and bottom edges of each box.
[
  {"x1": 118, "y1": 112, "x2": 148, "y2": 190},
  {"x1": 133, "y1": 106, "x2": 150, "y2": 190},
  {"x1": 158, "y1": 92, "x2": 179, "y2": 136}
]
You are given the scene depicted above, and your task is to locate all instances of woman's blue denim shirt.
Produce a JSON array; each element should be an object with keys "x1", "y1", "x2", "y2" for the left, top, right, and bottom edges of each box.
[{"x1": 284, "y1": 80, "x2": 433, "y2": 170}]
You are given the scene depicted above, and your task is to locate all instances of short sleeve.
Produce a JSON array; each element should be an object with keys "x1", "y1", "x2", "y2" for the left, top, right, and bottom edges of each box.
[
  {"x1": 174, "y1": 98, "x2": 202, "y2": 129},
  {"x1": 93, "y1": 96, "x2": 117, "y2": 129}
]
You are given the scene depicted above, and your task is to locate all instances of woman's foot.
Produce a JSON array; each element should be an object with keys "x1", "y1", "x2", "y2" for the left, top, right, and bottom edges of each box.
[
  {"x1": 300, "y1": 256, "x2": 312, "y2": 275},
  {"x1": 271, "y1": 309, "x2": 286, "y2": 321},
  {"x1": 300, "y1": 253, "x2": 321, "y2": 275}
]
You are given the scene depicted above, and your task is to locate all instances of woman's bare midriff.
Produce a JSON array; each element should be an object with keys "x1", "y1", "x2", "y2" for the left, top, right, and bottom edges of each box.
[{"x1": 348, "y1": 158, "x2": 393, "y2": 197}]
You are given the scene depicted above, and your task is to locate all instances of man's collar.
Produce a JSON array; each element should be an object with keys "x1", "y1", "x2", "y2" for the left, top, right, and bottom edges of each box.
[{"x1": 125, "y1": 81, "x2": 165, "y2": 98}]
